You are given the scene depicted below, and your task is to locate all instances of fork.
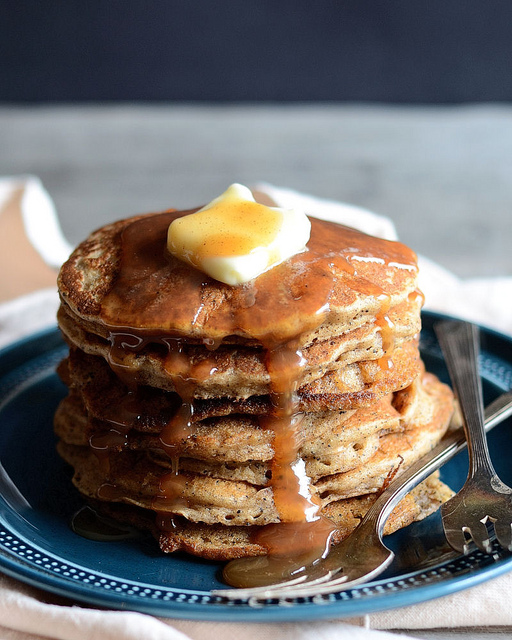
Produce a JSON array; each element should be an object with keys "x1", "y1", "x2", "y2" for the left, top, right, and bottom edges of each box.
[
  {"x1": 212, "y1": 388, "x2": 512, "y2": 602},
  {"x1": 435, "y1": 320, "x2": 512, "y2": 554}
]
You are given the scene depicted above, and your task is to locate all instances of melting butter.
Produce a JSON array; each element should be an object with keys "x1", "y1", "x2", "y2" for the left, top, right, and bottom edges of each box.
[{"x1": 167, "y1": 183, "x2": 311, "y2": 285}]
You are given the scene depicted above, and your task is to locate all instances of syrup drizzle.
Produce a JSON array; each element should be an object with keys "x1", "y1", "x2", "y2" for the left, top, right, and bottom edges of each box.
[
  {"x1": 159, "y1": 337, "x2": 218, "y2": 455},
  {"x1": 260, "y1": 342, "x2": 316, "y2": 523},
  {"x1": 223, "y1": 342, "x2": 338, "y2": 586},
  {"x1": 88, "y1": 211, "x2": 418, "y2": 587}
]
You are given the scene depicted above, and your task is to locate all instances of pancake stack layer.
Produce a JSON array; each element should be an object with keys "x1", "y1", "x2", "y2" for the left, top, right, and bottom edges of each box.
[{"x1": 55, "y1": 208, "x2": 454, "y2": 572}]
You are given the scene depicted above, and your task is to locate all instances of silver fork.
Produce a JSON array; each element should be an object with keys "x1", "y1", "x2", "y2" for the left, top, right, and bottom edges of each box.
[
  {"x1": 212, "y1": 389, "x2": 512, "y2": 602},
  {"x1": 436, "y1": 320, "x2": 512, "y2": 554}
]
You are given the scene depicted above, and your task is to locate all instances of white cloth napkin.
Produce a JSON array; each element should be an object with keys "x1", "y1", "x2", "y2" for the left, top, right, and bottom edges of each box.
[
  {"x1": 1, "y1": 178, "x2": 512, "y2": 640},
  {"x1": 0, "y1": 176, "x2": 70, "y2": 349}
]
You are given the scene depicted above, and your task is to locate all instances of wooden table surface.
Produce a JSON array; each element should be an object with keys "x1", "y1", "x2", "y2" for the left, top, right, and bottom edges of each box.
[{"x1": 1, "y1": 104, "x2": 511, "y2": 279}]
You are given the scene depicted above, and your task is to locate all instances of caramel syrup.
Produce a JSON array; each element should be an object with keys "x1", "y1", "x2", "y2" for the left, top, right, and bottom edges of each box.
[
  {"x1": 151, "y1": 457, "x2": 189, "y2": 532},
  {"x1": 159, "y1": 338, "x2": 218, "y2": 455},
  {"x1": 375, "y1": 293, "x2": 395, "y2": 370},
  {"x1": 98, "y1": 211, "x2": 416, "y2": 344},
  {"x1": 91, "y1": 210, "x2": 418, "y2": 586},
  {"x1": 71, "y1": 505, "x2": 141, "y2": 542},
  {"x1": 408, "y1": 288, "x2": 425, "y2": 307},
  {"x1": 153, "y1": 468, "x2": 190, "y2": 511},
  {"x1": 88, "y1": 391, "x2": 142, "y2": 472},
  {"x1": 89, "y1": 429, "x2": 129, "y2": 473}
]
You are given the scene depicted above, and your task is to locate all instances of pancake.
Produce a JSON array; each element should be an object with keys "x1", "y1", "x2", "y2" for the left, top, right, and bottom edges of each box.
[
  {"x1": 58, "y1": 433, "x2": 454, "y2": 531},
  {"x1": 55, "y1": 396, "x2": 386, "y2": 475},
  {"x1": 55, "y1": 369, "x2": 452, "y2": 484},
  {"x1": 56, "y1": 348, "x2": 411, "y2": 446},
  {"x1": 71, "y1": 473, "x2": 453, "y2": 561},
  {"x1": 57, "y1": 371, "x2": 452, "y2": 526},
  {"x1": 54, "y1": 200, "x2": 454, "y2": 578},
  {"x1": 58, "y1": 335, "x2": 422, "y2": 417},
  {"x1": 58, "y1": 212, "x2": 421, "y2": 346},
  {"x1": 57, "y1": 303, "x2": 422, "y2": 401}
]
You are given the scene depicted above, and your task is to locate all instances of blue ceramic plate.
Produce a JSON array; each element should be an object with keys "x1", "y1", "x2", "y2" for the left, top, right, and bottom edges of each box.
[{"x1": 0, "y1": 312, "x2": 511, "y2": 621}]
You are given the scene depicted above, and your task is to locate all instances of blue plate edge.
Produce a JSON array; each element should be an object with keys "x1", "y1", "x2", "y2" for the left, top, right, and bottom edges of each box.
[{"x1": 1, "y1": 540, "x2": 511, "y2": 622}]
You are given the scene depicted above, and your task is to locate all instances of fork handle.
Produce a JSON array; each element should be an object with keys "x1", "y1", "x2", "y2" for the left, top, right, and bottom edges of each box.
[{"x1": 435, "y1": 320, "x2": 496, "y2": 478}]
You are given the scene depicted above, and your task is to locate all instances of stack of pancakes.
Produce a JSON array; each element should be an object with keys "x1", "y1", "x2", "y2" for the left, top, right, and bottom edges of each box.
[{"x1": 55, "y1": 207, "x2": 454, "y2": 562}]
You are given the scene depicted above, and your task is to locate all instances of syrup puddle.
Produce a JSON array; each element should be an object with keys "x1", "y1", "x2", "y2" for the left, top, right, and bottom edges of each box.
[{"x1": 71, "y1": 506, "x2": 141, "y2": 542}]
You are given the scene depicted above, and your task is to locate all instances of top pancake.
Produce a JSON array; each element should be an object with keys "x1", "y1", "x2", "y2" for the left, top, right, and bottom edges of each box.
[{"x1": 58, "y1": 210, "x2": 421, "y2": 347}]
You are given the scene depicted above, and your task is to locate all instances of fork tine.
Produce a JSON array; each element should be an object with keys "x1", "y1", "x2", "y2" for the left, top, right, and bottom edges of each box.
[
  {"x1": 466, "y1": 520, "x2": 493, "y2": 553},
  {"x1": 236, "y1": 563, "x2": 381, "y2": 601},
  {"x1": 225, "y1": 571, "x2": 351, "y2": 602},
  {"x1": 442, "y1": 522, "x2": 472, "y2": 554},
  {"x1": 213, "y1": 574, "x2": 310, "y2": 600},
  {"x1": 265, "y1": 573, "x2": 354, "y2": 600},
  {"x1": 263, "y1": 571, "x2": 338, "y2": 594},
  {"x1": 444, "y1": 520, "x2": 492, "y2": 554},
  {"x1": 494, "y1": 520, "x2": 512, "y2": 551}
]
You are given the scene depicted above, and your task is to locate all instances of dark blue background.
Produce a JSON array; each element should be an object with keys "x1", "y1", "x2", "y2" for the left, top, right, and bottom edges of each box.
[{"x1": 2, "y1": 0, "x2": 512, "y2": 103}]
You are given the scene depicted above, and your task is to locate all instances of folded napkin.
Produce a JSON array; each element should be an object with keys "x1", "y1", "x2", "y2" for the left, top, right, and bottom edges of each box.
[
  {"x1": 0, "y1": 177, "x2": 511, "y2": 640},
  {"x1": 0, "y1": 176, "x2": 70, "y2": 348}
]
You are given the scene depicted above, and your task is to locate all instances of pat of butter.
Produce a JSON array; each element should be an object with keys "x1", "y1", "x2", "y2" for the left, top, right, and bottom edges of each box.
[{"x1": 167, "y1": 184, "x2": 311, "y2": 285}]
